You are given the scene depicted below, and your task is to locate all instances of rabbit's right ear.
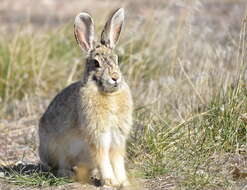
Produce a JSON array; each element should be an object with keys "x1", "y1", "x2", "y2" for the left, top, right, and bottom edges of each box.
[
  {"x1": 74, "y1": 13, "x2": 94, "y2": 52},
  {"x1": 100, "y1": 8, "x2": 125, "y2": 49}
]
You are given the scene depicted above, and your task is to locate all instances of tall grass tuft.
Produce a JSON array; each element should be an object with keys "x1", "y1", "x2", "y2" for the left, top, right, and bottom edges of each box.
[{"x1": 0, "y1": 27, "x2": 81, "y2": 109}]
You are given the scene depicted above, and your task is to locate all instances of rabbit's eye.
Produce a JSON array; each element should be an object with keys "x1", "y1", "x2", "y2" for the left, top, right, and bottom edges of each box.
[{"x1": 91, "y1": 59, "x2": 100, "y2": 68}]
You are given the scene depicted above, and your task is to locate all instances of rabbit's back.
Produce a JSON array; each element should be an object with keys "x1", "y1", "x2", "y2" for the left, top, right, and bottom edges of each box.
[
  {"x1": 39, "y1": 80, "x2": 91, "y2": 170},
  {"x1": 39, "y1": 81, "x2": 82, "y2": 133}
]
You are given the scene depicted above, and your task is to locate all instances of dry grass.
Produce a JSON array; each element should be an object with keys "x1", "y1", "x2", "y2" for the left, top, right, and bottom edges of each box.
[{"x1": 0, "y1": 0, "x2": 247, "y2": 189}]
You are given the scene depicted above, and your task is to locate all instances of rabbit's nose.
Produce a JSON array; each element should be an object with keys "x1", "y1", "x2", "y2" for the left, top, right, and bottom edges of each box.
[
  {"x1": 112, "y1": 76, "x2": 118, "y2": 82},
  {"x1": 111, "y1": 73, "x2": 120, "y2": 82}
]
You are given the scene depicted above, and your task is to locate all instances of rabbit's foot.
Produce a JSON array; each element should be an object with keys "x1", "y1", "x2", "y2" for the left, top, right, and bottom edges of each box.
[
  {"x1": 91, "y1": 168, "x2": 100, "y2": 179},
  {"x1": 102, "y1": 177, "x2": 119, "y2": 187},
  {"x1": 120, "y1": 180, "x2": 130, "y2": 187}
]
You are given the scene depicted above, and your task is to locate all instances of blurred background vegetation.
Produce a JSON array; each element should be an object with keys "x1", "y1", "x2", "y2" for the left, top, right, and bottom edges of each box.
[{"x1": 0, "y1": 0, "x2": 247, "y2": 189}]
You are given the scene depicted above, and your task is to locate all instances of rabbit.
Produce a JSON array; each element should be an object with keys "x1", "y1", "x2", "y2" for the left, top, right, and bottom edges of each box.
[{"x1": 38, "y1": 8, "x2": 133, "y2": 187}]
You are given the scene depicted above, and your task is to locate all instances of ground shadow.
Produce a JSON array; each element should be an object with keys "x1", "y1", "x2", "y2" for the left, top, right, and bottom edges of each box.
[{"x1": 0, "y1": 163, "x2": 101, "y2": 187}]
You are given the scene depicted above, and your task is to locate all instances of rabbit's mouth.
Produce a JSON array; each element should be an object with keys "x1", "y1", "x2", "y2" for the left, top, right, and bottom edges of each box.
[
  {"x1": 99, "y1": 82, "x2": 121, "y2": 93},
  {"x1": 93, "y1": 76, "x2": 121, "y2": 93}
]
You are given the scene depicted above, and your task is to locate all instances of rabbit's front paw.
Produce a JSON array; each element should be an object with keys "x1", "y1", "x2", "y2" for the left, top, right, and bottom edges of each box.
[{"x1": 102, "y1": 177, "x2": 119, "y2": 187}]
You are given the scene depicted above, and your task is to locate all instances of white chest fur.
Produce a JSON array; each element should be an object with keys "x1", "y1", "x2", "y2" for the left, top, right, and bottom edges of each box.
[{"x1": 78, "y1": 82, "x2": 133, "y2": 144}]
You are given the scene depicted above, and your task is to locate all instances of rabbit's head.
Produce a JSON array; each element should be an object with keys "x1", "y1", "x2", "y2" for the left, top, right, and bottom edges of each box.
[{"x1": 74, "y1": 8, "x2": 125, "y2": 93}]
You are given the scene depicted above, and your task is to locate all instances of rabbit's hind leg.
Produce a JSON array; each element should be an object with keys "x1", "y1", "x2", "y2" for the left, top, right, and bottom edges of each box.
[
  {"x1": 53, "y1": 131, "x2": 90, "y2": 179},
  {"x1": 56, "y1": 152, "x2": 75, "y2": 178},
  {"x1": 57, "y1": 168, "x2": 75, "y2": 178}
]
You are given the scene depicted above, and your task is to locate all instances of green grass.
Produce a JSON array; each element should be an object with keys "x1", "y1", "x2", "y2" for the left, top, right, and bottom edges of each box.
[
  {"x1": 129, "y1": 83, "x2": 247, "y2": 189},
  {"x1": 0, "y1": 164, "x2": 74, "y2": 187},
  {"x1": 1, "y1": 171, "x2": 73, "y2": 187}
]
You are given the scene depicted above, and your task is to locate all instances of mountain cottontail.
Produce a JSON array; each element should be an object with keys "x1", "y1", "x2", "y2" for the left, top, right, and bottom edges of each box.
[{"x1": 38, "y1": 8, "x2": 133, "y2": 187}]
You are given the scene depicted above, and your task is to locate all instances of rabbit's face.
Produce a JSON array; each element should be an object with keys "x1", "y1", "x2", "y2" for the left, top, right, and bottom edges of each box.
[
  {"x1": 86, "y1": 45, "x2": 122, "y2": 93},
  {"x1": 74, "y1": 8, "x2": 125, "y2": 93}
]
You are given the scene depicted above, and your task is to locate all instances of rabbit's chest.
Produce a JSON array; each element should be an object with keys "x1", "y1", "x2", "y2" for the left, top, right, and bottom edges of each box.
[
  {"x1": 85, "y1": 95, "x2": 129, "y2": 129},
  {"x1": 80, "y1": 86, "x2": 132, "y2": 135}
]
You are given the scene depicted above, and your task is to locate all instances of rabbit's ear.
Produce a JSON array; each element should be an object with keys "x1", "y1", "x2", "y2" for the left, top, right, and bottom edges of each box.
[
  {"x1": 100, "y1": 8, "x2": 125, "y2": 49},
  {"x1": 74, "y1": 12, "x2": 94, "y2": 52}
]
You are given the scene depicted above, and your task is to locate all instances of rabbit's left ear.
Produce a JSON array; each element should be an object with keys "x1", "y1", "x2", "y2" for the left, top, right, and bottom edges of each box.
[{"x1": 101, "y1": 8, "x2": 125, "y2": 49}]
